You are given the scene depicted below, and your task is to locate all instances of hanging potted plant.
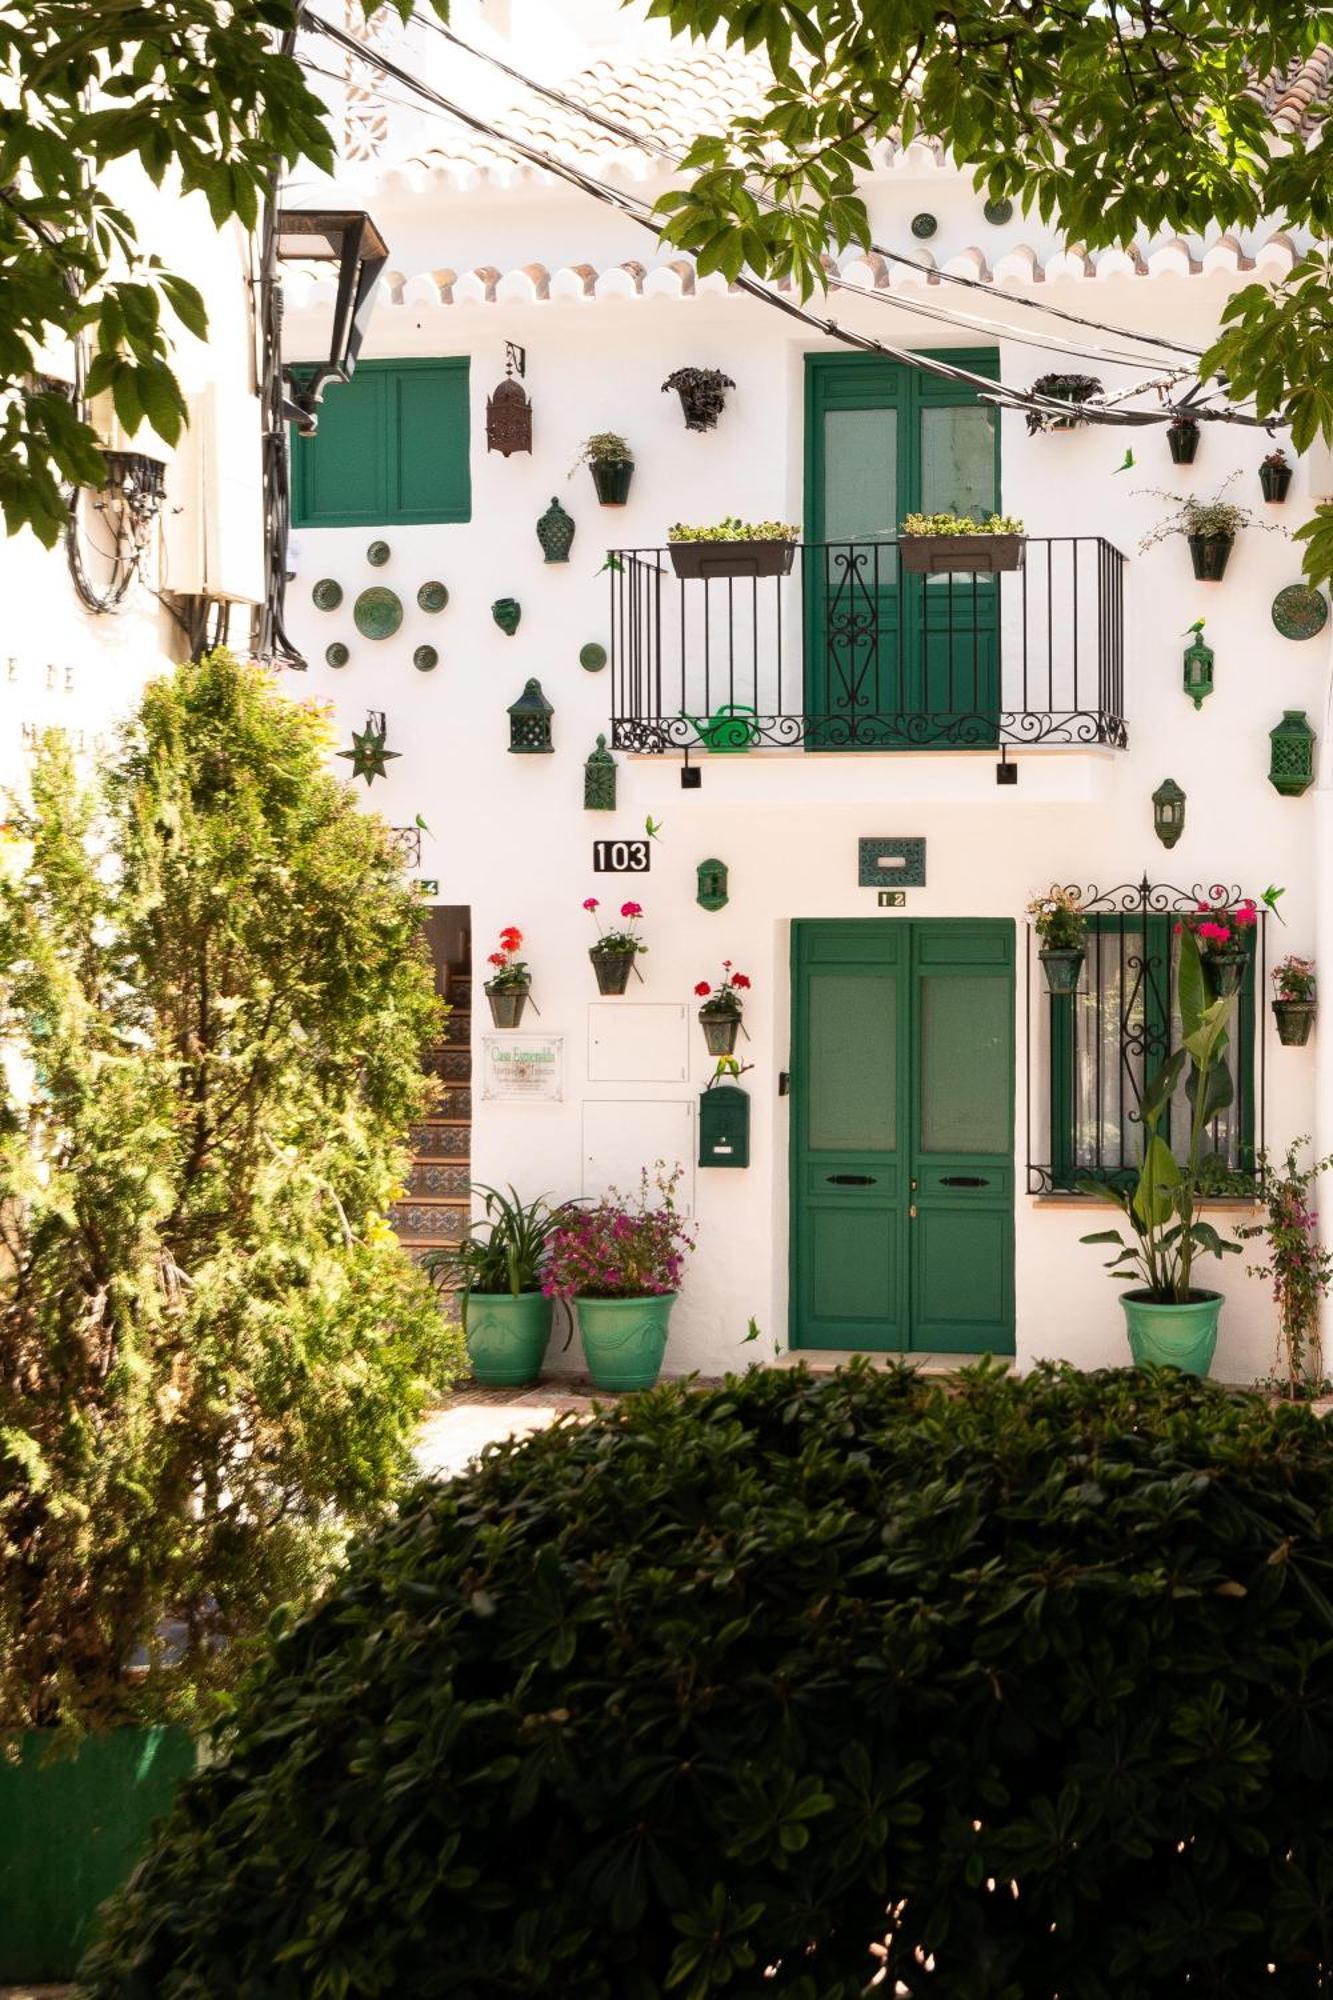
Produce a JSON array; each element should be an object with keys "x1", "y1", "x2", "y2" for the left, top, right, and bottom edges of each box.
[
  {"x1": 428, "y1": 1186, "x2": 570, "y2": 1389},
  {"x1": 1025, "y1": 372, "x2": 1103, "y2": 433},
  {"x1": 544, "y1": 1164, "x2": 697, "y2": 1390},
  {"x1": 667, "y1": 517, "x2": 801, "y2": 580},
  {"x1": 1027, "y1": 886, "x2": 1087, "y2": 994},
  {"x1": 1136, "y1": 474, "x2": 1278, "y2": 582},
  {"x1": 900, "y1": 509, "x2": 1027, "y2": 574},
  {"x1": 1167, "y1": 412, "x2": 1200, "y2": 465},
  {"x1": 1272, "y1": 954, "x2": 1316, "y2": 1046},
  {"x1": 482, "y1": 924, "x2": 533, "y2": 1029},
  {"x1": 662, "y1": 366, "x2": 735, "y2": 432},
  {"x1": 585, "y1": 895, "x2": 646, "y2": 994},
  {"x1": 1183, "y1": 899, "x2": 1258, "y2": 999},
  {"x1": 572, "y1": 432, "x2": 635, "y2": 506},
  {"x1": 694, "y1": 962, "x2": 751, "y2": 1056},
  {"x1": 1080, "y1": 925, "x2": 1242, "y2": 1375},
  {"x1": 1260, "y1": 447, "x2": 1293, "y2": 503}
]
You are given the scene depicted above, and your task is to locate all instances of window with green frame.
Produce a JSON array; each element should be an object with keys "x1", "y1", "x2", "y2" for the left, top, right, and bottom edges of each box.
[
  {"x1": 290, "y1": 357, "x2": 471, "y2": 529},
  {"x1": 1049, "y1": 915, "x2": 1257, "y2": 1191}
]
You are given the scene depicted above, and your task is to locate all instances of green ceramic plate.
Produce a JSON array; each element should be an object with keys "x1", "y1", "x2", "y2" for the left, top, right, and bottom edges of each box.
[
  {"x1": 312, "y1": 578, "x2": 343, "y2": 611},
  {"x1": 353, "y1": 586, "x2": 404, "y2": 640},
  {"x1": 579, "y1": 641, "x2": 608, "y2": 672},
  {"x1": 367, "y1": 540, "x2": 391, "y2": 567},
  {"x1": 417, "y1": 580, "x2": 449, "y2": 613},
  {"x1": 414, "y1": 645, "x2": 439, "y2": 673},
  {"x1": 326, "y1": 642, "x2": 350, "y2": 668},
  {"x1": 1272, "y1": 584, "x2": 1329, "y2": 641}
]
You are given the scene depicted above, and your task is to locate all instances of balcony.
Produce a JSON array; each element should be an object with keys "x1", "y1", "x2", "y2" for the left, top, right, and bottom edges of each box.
[{"x1": 608, "y1": 538, "x2": 1126, "y2": 755}]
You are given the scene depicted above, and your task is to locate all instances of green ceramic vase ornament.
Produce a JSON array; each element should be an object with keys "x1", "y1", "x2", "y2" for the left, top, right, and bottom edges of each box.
[
  {"x1": 492, "y1": 598, "x2": 521, "y2": 636},
  {"x1": 536, "y1": 497, "x2": 576, "y2": 563}
]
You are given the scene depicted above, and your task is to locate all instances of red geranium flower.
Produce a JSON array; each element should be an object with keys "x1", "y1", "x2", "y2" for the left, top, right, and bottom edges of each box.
[
  {"x1": 621, "y1": 901, "x2": 643, "y2": 919},
  {"x1": 583, "y1": 897, "x2": 599, "y2": 912},
  {"x1": 732, "y1": 973, "x2": 751, "y2": 989},
  {"x1": 694, "y1": 981, "x2": 712, "y2": 997},
  {"x1": 487, "y1": 952, "x2": 507, "y2": 967}
]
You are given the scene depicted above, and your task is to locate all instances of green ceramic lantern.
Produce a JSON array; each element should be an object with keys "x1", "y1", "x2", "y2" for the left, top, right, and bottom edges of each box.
[
  {"x1": 696, "y1": 858, "x2": 729, "y2": 912},
  {"x1": 1183, "y1": 632, "x2": 1214, "y2": 710},
  {"x1": 1152, "y1": 777, "x2": 1186, "y2": 848},
  {"x1": 583, "y1": 734, "x2": 616, "y2": 809},
  {"x1": 508, "y1": 678, "x2": 553, "y2": 754},
  {"x1": 1269, "y1": 709, "x2": 1316, "y2": 797},
  {"x1": 536, "y1": 497, "x2": 576, "y2": 564}
]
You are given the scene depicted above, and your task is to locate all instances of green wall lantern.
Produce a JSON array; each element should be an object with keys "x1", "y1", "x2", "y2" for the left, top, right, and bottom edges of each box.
[
  {"x1": 584, "y1": 734, "x2": 617, "y2": 810},
  {"x1": 1182, "y1": 630, "x2": 1214, "y2": 709},
  {"x1": 698, "y1": 1084, "x2": 750, "y2": 1168},
  {"x1": 696, "y1": 858, "x2": 729, "y2": 911},
  {"x1": 536, "y1": 496, "x2": 576, "y2": 563},
  {"x1": 1269, "y1": 709, "x2": 1316, "y2": 796},
  {"x1": 1152, "y1": 777, "x2": 1186, "y2": 848},
  {"x1": 508, "y1": 678, "x2": 553, "y2": 754}
]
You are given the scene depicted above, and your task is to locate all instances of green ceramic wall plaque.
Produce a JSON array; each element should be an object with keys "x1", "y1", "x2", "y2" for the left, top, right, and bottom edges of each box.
[
  {"x1": 911, "y1": 212, "x2": 938, "y2": 239},
  {"x1": 492, "y1": 598, "x2": 521, "y2": 636},
  {"x1": 1272, "y1": 584, "x2": 1329, "y2": 641},
  {"x1": 312, "y1": 578, "x2": 343, "y2": 611},
  {"x1": 580, "y1": 641, "x2": 608, "y2": 672},
  {"x1": 983, "y1": 197, "x2": 1014, "y2": 225},
  {"x1": 858, "y1": 838, "x2": 926, "y2": 888},
  {"x1": 413, "y1": 645, "x2": 439, "y2": 673},
  {"x1": 417, "y1": 581, "x2": 449, "y2": 613},
  {"x1": 353, "y1": 586, "x2": 404, "y2": 640},
  {"x1": 696, "y1": 859, "x2": 729, "y2": 911},
  {"x1": 367, "y1": 540, "x2": 391, "y2": 567},
  {"x1": 325, "y1": 642, "x2": 350, "y2": 668}
]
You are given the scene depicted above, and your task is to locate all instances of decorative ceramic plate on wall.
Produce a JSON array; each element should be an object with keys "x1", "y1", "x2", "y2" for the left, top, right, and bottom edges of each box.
[
  {"x1": 417, "y1": 581, "x2": 449, "y2": 613},
  {"x1": 367, "y1": 540, "x2": 391, "y2": 567},
  {"x1": 580, "y1": 642, "x2": 608, "y2": 672},
  {"x1": 1272, "y1": 584, "x2": 1329, "y2": 641},
  {"x1": 312, "y1": 578, "x2": 343, "y2": 611},
  {"x1": 326, "y1": 642, "x2": 350, "y2": 668},
  {"x1": 414, "y1": 646, "x2": 439, "y2": 673},
  {"x1": 353, "y1": 586, "x2": 404, "y2": 640}
]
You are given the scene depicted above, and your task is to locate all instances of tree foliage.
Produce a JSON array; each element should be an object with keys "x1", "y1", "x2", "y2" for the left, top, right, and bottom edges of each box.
[
  {"x1": 82, "y1": 1361, "x2": 1333, "y2": 1997},
  {"x1": 0, "y1": 651, "x2": 462, "y2": 1733}
]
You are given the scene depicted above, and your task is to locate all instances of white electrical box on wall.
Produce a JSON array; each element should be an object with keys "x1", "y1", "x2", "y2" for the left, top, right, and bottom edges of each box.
[
  {"x1": 587, "y1": 1003, "x2": 689, "y2": 1082},
  {"x1": 582, "y1": 1099, "x2": 695, "y2": 1214},
  {"x1": 1305, "y1": 436, "x2": 1333, "y2": 504},
  {"x1": 161, "y1": 382, "x2": 264, "y2": 603}
]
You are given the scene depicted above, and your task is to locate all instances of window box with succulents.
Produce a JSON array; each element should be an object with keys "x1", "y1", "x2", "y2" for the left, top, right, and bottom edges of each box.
[
  {"x1": 667, "y1": 517, "x2": 800, "y2": 579},
  {"x1": 694, "y1": 962, "x2": 752, "y2": 1056},
  {"x1": 482, "y1": 925, "x2": 533, "y2": 1029},
  {"x1": 1025, "y1": 372, "x2": 1103, "y2": 432},
  {"x1": 1260, "y1": 447, "x2": 1293, "y2": 503},
  {"x1": 899, "y1": 510, "x2": 1027, "y2": 573},
  {"x1": 1027, "y1": 886, "x2": 1087, "y2": 993},
  {"x1": 573, "y1": 431, "x2": 635, "y2": 506},
  {"x1": 1272, "y1": 955, "x2": 1316, "y2": 1045},
  {"x1": 585, "y1": 896, "x2": 646, "y2": 993},
  {"x1": 662, "y1": 366, "x2": 735, "y2": 432}
]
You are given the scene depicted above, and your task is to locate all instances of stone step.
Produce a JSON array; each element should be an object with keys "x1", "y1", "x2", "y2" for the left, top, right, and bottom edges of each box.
[{"x1": 405, "y1": 1161, "x2": 471, "y2": 1200}]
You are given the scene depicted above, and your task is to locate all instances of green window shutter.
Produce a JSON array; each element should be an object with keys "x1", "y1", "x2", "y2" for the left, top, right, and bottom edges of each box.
[{"x1": 291, "y1": 358, "x2": 471, "y2": 528}]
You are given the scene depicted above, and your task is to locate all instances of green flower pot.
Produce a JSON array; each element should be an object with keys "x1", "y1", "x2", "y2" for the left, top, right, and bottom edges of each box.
[
  {"x1": 0, "y1": 1726, "x2": 195, "y2": 1982},
  {"x1": 1120, "y1": 1288, "x2": 1222, "y2": 1377},
  {"x1": 700, "y1": 1009, "x2": 741, "y2": 1056},
  {"x1": 1274, "y1": 1000, "x2": 1315, "y2": 1046},
  {"x1": 1204, "y1": 950, "x2": 1247, "y2": 1000},
  {"x1": 1039, "y1": 947, "x2": 1085, "y2": 996},
  {"x1": 576, "y1": 1293, "x2": 676, "y2": 1391},
  {"x1": 464, "y1": 1291, "x2": 553, "y2": 1388}
]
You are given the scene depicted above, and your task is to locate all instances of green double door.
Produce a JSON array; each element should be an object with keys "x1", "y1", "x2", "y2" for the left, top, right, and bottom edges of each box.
[{"x1": 790, "y1": 919, "x2": 1015, "y2": 1354}]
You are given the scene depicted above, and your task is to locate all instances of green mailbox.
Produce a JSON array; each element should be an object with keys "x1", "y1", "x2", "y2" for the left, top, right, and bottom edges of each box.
[{"x1": 698, "y1": 1085, "x2": 750, "y2": 1168}]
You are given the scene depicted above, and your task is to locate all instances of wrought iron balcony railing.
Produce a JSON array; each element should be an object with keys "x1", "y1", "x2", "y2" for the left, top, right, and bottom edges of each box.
[{"x1": 608, "y1": 537, "x2": 1126, "y2": 754}]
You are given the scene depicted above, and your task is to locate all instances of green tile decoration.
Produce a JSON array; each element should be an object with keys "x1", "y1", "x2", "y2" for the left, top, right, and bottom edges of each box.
[{"x1": 1272, "y1": 584, "x2": 1329, "y2": 642}]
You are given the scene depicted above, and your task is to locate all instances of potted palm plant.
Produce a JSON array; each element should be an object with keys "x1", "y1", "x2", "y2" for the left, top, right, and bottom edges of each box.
[
  {"x1": 667, "y1": 517, "x2": 800, "y2": 580},
  {"x1": 662, "y1": 366, "x2": 735, "y2": 431},
  {"x1": 694, "y1": 962, "x2": 751, "y2": 1055},
  {"x1": 573, "y1": 432, "x2": 635, "y2": 506},
  {"x1": 429, "y1": 1186, "x2": 569, "y2": 1388},
  {"x1": 585, "y1": 896, "x2": 646, "y2": 993},
  {"x1": 1260, "y1": 447, "x2": 1293, "y2": 502},
  {"x1": 900, "y1": 510, "x2": 1027, "y2": 573},
  {"x1": 544, "y1": 1164, "x2": 697, "y2": 1390},
  {"x1": 1272, "y1": 955, "x2": 1316, "y2": 1045},
  {"x1": 1027, "y1": 886, "x2": 1087, "y2": 993},
  {"x1": 1080, "y1": 926, "x2": 1242, "y2": 1374},
  {"x1": 482, "y1": 924, "x2": 532, "y2": 1029}
]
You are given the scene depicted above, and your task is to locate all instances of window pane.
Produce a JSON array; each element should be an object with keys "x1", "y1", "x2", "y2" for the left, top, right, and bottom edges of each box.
[
  {"x1": 920, "y1": 405, "x2": 997, "y2": 519},
  {"x1": 823, "y1": 408, "x2": 897, "y2": 542},
  {"x1": 919, "y1": 973, "x2": 1008, "y2": 1153},
  {"x1": 807, "y1": 972, "x2": 896, "y2": 1150}
]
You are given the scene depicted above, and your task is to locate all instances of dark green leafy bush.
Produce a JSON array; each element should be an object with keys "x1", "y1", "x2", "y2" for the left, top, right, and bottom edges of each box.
[{"x1": 82, "y1": 1364, "x2": 1333, "y2": 1997}]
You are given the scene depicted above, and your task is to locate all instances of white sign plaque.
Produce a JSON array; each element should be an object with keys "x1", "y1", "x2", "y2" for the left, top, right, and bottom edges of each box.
[{"x1": 481, "y1": 1033, "x2": 564, "y2": 1103}]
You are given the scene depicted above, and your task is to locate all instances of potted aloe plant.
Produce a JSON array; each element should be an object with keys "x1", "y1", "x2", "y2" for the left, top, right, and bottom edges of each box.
[
  {"x1": 482, "y1": 924, "x2": 532, "y2": 1029},
  {"x1": 1137, "y1": 475, "x2": 1277, "y2": 582},
  {"x1": 428, "y1": 1185, "x2": 569, "y2": 1388},
  {"x1": 694, "y1": 961, "x2": 751, "y2": 1056},
  {"x1": 1167, "y1": 413, "x2": 1200, "y2": 465},
  {"x1": 1260, "y1": 447, "x2": 1293, "y2": 502},
  {"x1": 1027, "y1": 885, "x2": 1087, "y2": 994},
  {"x1": 573, "y1": 431, "x2": 635, "y2": 506},
  {"x1": 1185, "y1": 899, "x2": 1258, "y2": 998},
  {"x1": 900, "y1": 509, "x2": 1026, "y2": 573},
  {"x1": 544, "y1": 1163, "x2": 697, "y2": 1390},
  {"x1": 667, "y1": 517, "x2": 800, "y2": 580},
  {"x1": 1026, "y1": 372, "x2": 1103, "y2": 432},
  {"x1": 662, "y1": 366, "x2": 735, "y2": 431},
  {"x1": 1081, "y1": 925, "x2": 1242, "y2": 1374},
  {"x1": 1272, "y1": 954, "x2": 1316, "y2": 1045},
  {"x1": 585, "y1": 895, "x2": 646, "y2": 994}
]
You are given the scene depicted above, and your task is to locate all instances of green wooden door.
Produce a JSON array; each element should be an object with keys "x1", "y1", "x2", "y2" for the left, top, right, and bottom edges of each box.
[
  {"x1": 790, "y1": 919, "x2": 1014, "y2": 1353},
  {"x1": 804, "y1": 354, "x2": 1002, "y2": 748}
]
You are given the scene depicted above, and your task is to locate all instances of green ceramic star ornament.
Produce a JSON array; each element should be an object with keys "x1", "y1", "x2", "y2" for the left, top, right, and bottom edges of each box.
[{"x1": 338, "y1": 711, "x2": 400, "y2": 786}]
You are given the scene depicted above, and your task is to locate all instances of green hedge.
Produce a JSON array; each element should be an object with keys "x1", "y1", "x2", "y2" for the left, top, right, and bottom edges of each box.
[{"x1": 83, "y1": 1364, "x2": 1333, "y2": 1997}]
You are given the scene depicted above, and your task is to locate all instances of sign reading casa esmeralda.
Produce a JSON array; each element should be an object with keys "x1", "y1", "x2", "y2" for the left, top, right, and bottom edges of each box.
[{"x1": 481, "y1": 1034, "x2": 564, "y2": 1102}]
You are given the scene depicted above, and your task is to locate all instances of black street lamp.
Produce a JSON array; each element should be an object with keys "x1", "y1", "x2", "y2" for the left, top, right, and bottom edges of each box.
[{"x1": 275, "y1": 209, "x2": 389, "y2": 431}]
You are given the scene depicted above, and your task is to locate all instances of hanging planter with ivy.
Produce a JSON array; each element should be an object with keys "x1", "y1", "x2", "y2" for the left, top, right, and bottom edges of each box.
[
  {"x1": 1137, "y1": 474, "x2": 1278, "y2": 583},
  {"x1": 572, "y1": 433, "x2": 635, "y2": 506}
]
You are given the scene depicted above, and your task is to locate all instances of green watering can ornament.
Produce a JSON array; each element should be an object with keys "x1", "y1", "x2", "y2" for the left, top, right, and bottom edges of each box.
[{"x1": 681, "y1": 703, "x2": 759, "y2": 752}]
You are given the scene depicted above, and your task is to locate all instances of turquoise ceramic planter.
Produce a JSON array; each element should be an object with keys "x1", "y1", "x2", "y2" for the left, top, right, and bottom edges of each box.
[
  {"x1": 464, "y1": 1291, "x2": 552, "y2": 1388},
  {"x1": 0, "y1": 1725, "x2": 195, "y2": 1982},
  {"x1": 1120, "y1": 1289, "x2": 1222, "y2": 1376},
  {"x1": 576, "y1": 1293, "x2": 676, "y2": 1391}
]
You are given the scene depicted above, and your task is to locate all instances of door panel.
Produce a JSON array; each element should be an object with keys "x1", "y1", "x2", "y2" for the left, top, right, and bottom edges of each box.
[{"x1": 791, "y1": 919, "x2": 1014, "y2": 1354}]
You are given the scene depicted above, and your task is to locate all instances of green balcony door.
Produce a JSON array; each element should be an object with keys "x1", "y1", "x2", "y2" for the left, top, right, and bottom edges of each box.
[
  {"x1": 790, "y1": 919, "x2": 1014, "y2": 1353},
  {"x1": 804, "y1": 353, "x2": 1001, "y2": 747}
]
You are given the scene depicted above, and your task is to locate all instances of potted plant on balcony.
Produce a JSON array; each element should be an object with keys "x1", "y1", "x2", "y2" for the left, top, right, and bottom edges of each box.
[
  {"x1": 1272, "y1": 955, "x2": 1316, "y2": 1045},
  {"x1": 1137, "y1": 475, "x2": 1277, "y2": 581},
  {"x1": 430, "y1": 1185, "x2": 569, "y2": 1388},
  {"x1": 1027, "y1": 885, "x2": 1087, "y2": 993},
  {"x1": 1025, "y1": 372, "x2": 1103, "y2": 432},
  {"x1": 573, "y1": 432, "x2": 635, "y2": 506},
  {"x1": 585, "y1": 895, "x2": 646, "y2": 993},
  {"x1": 667, "y1": 517, "x2": 800, "y2": 580},
  {"x1": 1260, "y1": 447, "x2": 1293, "y2": 502},
  {"x1": 1167, "y1": 412, "x2": 1200, "y2": 464},
  {"x1": 899, "y1": 509, "x2": 1027, "y2": 573},
  {"x1": 482, "y1": 924, "x2": 532, "y2": 1029},
  {"x1": 1184, "y1": 899, "x2": 1258, "y2": 998},
  {"x1": 1080, "y1": 926, "x2": 1242, "y2": 1374},
  {"x1": 545, "y1": 1163, "x2": 697, "y2": 1390},
  {"x1": 662, "y1": 366, "x2": 735, "y2": 431},
  {"x1": 694, "y1": 962, "x2": 751, "y2": 1055}
]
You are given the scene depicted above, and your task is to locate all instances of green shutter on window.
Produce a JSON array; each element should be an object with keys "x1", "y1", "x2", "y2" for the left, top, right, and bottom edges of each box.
[{"x1": 291, "y1": 358, "x2": 471, "y2": 528}]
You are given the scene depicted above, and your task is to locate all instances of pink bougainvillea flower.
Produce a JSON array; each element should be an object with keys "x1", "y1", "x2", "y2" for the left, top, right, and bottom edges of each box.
[
  {"x1": 583, "y1": 897, "x2": 599, "y2": 912},
  {"x1": 1198, "y1": 921, "x2": 1232, "y2": 945},
  {"x1": 694, "y1": 981, "x2": 712, "y2": 997}
]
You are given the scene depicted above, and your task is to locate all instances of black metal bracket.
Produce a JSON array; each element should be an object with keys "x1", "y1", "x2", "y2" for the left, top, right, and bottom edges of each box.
[
  {"x1": 681, "y1": 751, "x2": 701, "y2": 790},
  {"x1": 997, "y1": 748, "x2": 1018, "y2": 785}
]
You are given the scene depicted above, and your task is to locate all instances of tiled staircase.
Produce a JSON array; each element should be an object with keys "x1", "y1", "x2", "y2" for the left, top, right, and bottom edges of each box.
[{"x1": 393, "y1": 965, "x2": 472, "y2": 1285}]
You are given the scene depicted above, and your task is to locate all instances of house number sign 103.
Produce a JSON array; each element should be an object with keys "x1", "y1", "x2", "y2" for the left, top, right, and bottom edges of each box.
[{"x1": 593, "y1": 839, "x2": 651, "y2": 872}]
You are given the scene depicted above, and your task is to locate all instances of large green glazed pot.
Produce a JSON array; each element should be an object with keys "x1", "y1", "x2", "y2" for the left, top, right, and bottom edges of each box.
[
  {"x1": 464, "y1": 1290, "x2": 553, "y2": 1388},
  {"x1": 576, "y1": 1293, "x2": 676, "y2": 1391},
  {"x1": 0, "y1": 1725, "x2": 195, "y2": 1982},
  {"x1": 1120, "y1": 1289, "x2": 1222, "y2": 1377}
]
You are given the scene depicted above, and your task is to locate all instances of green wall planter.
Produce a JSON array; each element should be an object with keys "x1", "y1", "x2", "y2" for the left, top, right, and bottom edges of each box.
[
  {"x1": 464, "y1": 1290, "x2": 553, "y2": 1388},
  {"x1": 0, "y1": 1725, "x2": 195, "y2": 1982},
  {"x1": 1120, "y1": 1289, "x2": 1222, "y2": 1376},
  {"x1": 576, "y1": 1293, "x2": 676, "y2": 1390}
]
